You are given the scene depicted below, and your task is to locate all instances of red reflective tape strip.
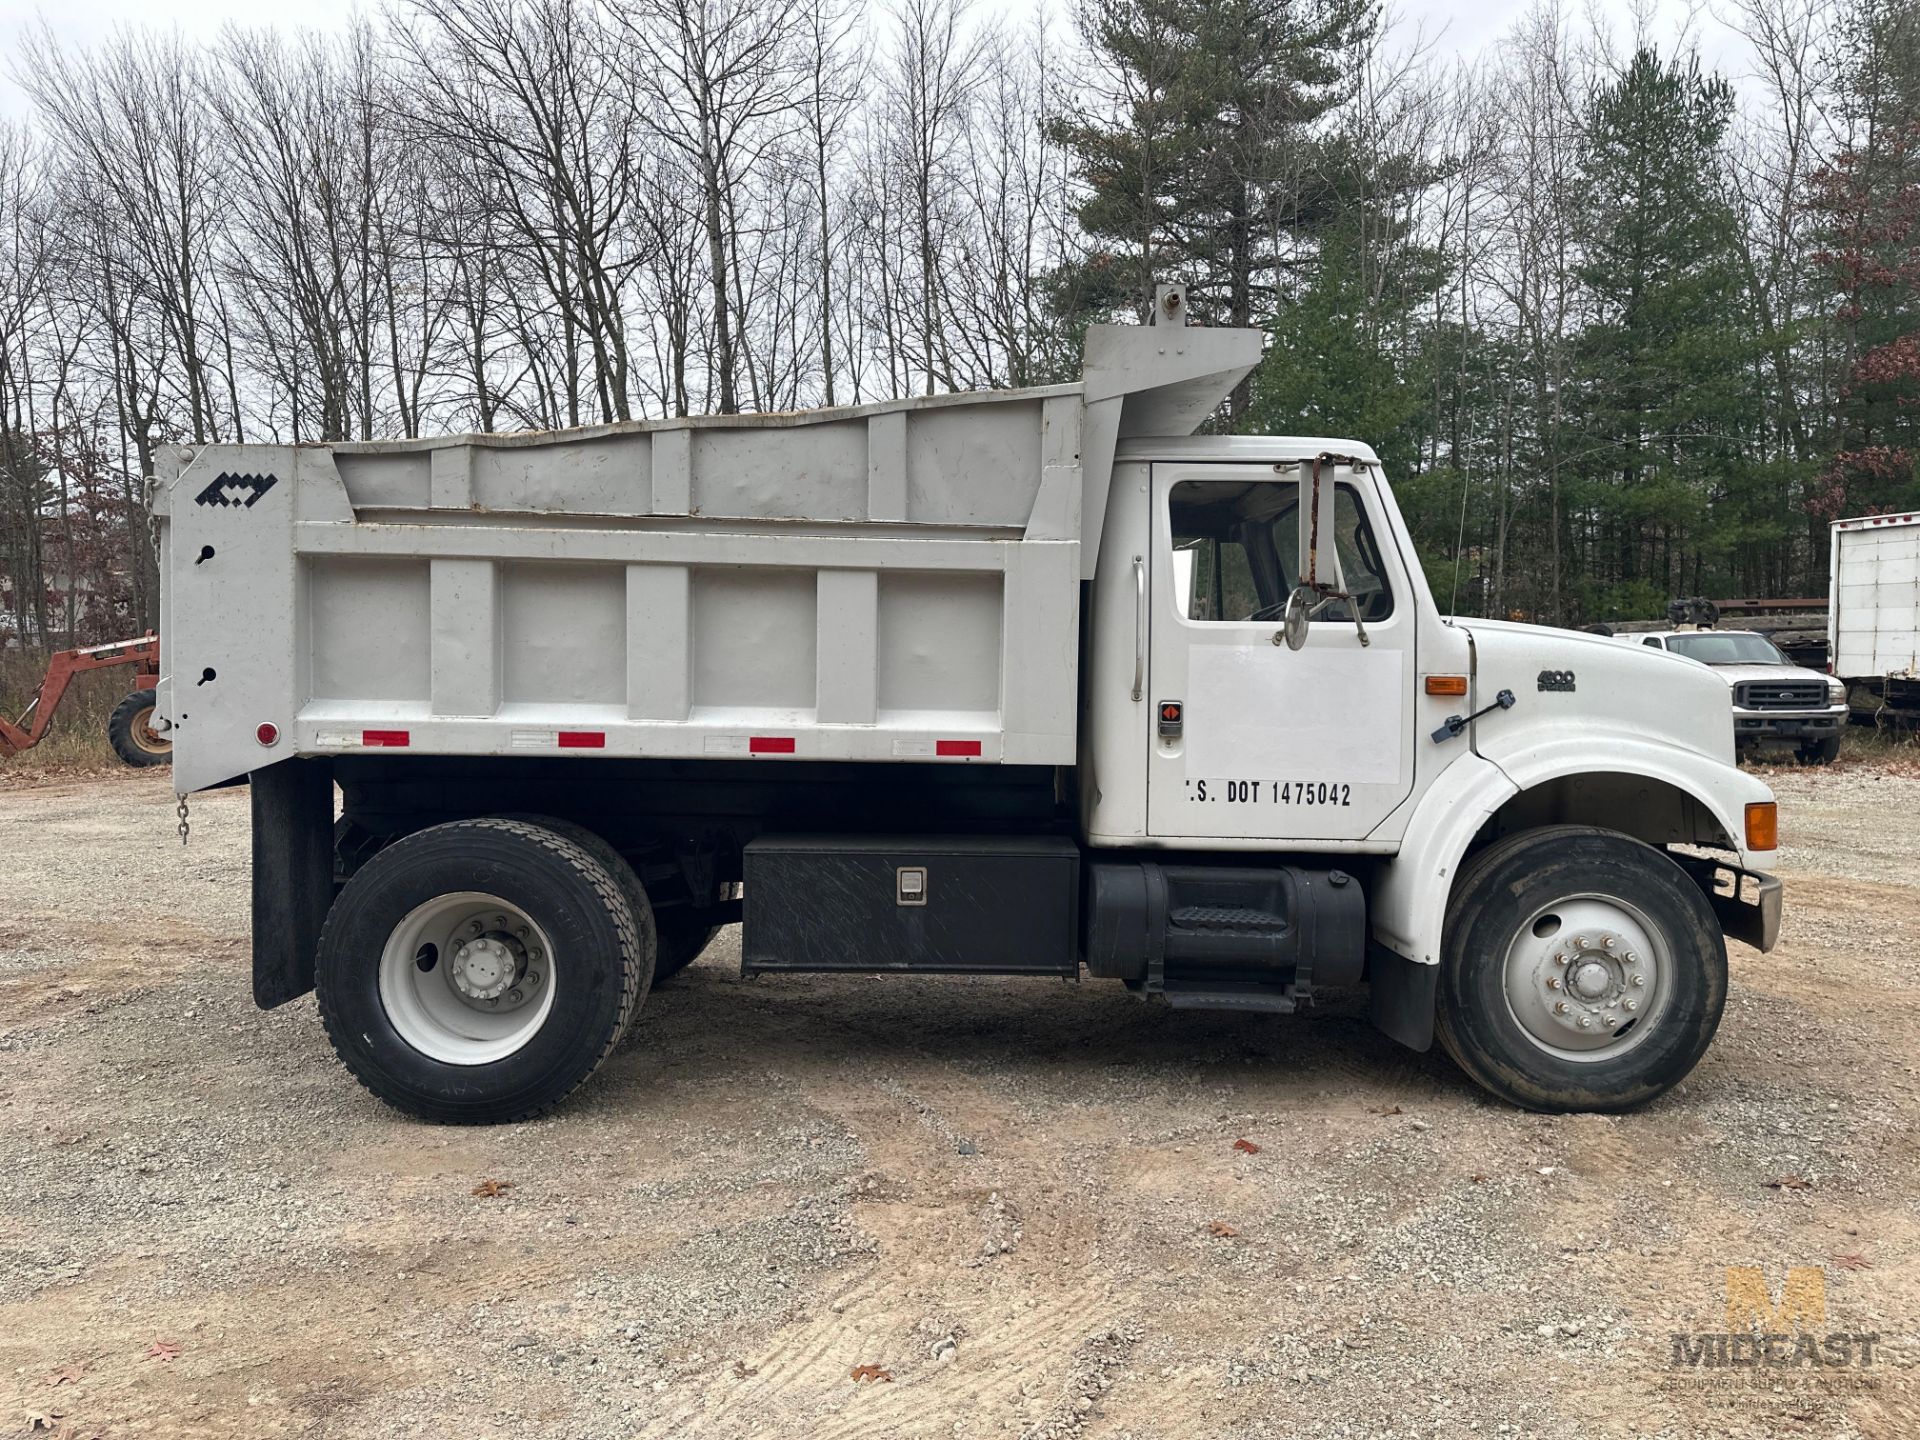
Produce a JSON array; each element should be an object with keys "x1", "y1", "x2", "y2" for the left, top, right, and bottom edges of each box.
[
  {"x1": 557, "y1": 731, "x2": 605, "y2": 749},
  {"x1": 749, "y1": 736, "x2": 795, "y2": 754},
  {"x1": 362, "y1": 729, "x2": 410, "y2": 747},
  {"x1": 936, "y1": 739, "x2": 982, "y2": 757}
]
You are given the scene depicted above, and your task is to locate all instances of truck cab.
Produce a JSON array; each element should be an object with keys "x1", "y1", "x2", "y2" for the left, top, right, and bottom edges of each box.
[{"x1": 155, "y1": 291, "x2": 1782, "y2": 1124}]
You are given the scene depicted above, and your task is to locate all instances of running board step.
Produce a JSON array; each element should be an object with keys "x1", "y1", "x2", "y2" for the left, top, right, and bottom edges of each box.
[{"x1": 1162, "y1": 986, "x2": 1299, "y2": 1015}]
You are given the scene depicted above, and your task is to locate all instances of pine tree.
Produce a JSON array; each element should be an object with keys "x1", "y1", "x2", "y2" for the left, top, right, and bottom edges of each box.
[
  {"x1": 1569, "y1": 48, "x2": 1755, "y2": 616},
  {"x1": 1809, "y1": 0, "x2": 1920, "y2": 522},
  {"x1": 1047, "y1": 0, "x2": 1369, "y2": 411}
]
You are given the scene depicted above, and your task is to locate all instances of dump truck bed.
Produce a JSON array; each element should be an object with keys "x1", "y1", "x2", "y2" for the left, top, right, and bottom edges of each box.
[{"x1": 154, "y1": 323, "x2": 1261, "y2": 794}]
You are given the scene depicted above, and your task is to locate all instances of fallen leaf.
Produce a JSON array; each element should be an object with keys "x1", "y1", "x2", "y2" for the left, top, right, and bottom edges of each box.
[
  {"x1": 1369, "y1": 1105, "x2": 1403, "y2": 1116},
  {"x1": 732, "y1": 1360, "x2": 758, "y2": 1378},
  {"x1": 1208, "y1": 1221, "x2": 1239, "y2": 1238},
  {"x1": 1470, "y1": 1174, "x2": 1489, "y2": 1184},
  {"x1": 849, "y1": 1363, "x2": 893, "y2": 1383},
  {"x1": 472, "y1": 1179, "x2": 515, "y2": 1198},
  {"x1": 144, "y1": 1339, "x2": 183, "y2": 1362},
  {"x1": 26, "y1": 1411, "x2": 63, "y2": 1433},
  {"x1": 1763, "y1": 1174, "x2": 1813, "y2": 1190},
  {"x1": 1832, "y1": 1253, "x2": 1872, "y2": 1271},
  {"x1": 45, "y1": 1365, "x2": 85, "y2": 1387},
  {"x1": 1231, "y1": 1138, "x2": 1261, "y2": 1155}
]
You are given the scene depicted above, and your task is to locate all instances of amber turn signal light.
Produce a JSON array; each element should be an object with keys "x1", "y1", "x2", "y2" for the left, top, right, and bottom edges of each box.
[
  {"x1": 1424, "y1": 675, "x2": 1469, "y2": 697},
  {"x1": 1745, "y1": 801, "x2": 1778, "y2": 852}
]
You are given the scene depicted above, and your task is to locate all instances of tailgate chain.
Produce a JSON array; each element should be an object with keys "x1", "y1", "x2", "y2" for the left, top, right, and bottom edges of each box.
[{"x1": 177, "y1": 794, "x2": 190, "y2": 847}]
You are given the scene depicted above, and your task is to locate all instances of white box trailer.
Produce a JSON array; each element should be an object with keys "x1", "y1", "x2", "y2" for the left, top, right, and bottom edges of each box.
[
  {"x1": 155, "y1": 289, "x2": 1782, "y2": 1123},
  {"x1": 1830, "y1": 511, "x2": 1920, "y2": 718}
]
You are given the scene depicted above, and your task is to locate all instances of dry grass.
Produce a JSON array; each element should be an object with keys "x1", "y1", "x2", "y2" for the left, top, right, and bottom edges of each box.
[{"x1": 0, "y1": 647, "x2": 135, "y2": 779}]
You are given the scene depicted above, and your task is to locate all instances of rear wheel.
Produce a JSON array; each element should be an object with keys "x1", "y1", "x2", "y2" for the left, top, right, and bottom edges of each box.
[
  {"x1": 315, "y1": 818, "x2": 649, "y2": 1124},
  {"x1": 107, "y1": 688, "x2": 171, "y2": 768},
  {"x1": 1435, "y1": 825, "x2": 1727, "y2": 1112}
]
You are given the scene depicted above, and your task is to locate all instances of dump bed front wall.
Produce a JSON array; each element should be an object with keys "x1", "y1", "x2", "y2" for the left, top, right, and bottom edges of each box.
[{"x1": 154, "y1": 391, "x2": 1085, "y2": 794}]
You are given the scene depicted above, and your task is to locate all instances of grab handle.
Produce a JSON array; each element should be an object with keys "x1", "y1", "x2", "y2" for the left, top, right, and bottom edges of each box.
[{"x1": 1132, "y1": 555, "x2": 1146, "y2": 701}]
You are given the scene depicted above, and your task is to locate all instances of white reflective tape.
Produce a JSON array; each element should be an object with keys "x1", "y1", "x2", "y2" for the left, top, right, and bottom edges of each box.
[
  {"x1": 314, "y1": 730, "x2": 358, "y2": 748},
  {"x1": 891, "y1": 738, "x2": 935, "y2": 757},
  {"x1": 704, "y1": 735, "x2": 751, "y2": 755},
  {"x1": 511, "y1": 730, "x2": 558, "y2": 749}
]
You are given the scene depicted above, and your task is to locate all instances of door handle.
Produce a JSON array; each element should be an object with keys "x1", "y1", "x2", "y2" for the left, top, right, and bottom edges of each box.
[{"x1": 1132, "y1": 555, "x2": 1146, "y2": 701}]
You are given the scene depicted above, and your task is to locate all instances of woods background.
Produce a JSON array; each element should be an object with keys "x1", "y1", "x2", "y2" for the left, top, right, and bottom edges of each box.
[{"x1": 1, "y1": 0, "x2": 1917, "y2": 651}]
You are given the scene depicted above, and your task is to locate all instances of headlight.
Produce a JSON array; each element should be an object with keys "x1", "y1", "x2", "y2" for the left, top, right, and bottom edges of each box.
[{"x1": 1828, "y1": 677, "x2": 1847, "y2": 704}]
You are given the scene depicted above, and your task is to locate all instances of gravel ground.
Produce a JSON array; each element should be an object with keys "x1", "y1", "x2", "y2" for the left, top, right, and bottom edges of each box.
[{"x1": 0, "y1": 767, "x2": 1914, "y2": 1440}]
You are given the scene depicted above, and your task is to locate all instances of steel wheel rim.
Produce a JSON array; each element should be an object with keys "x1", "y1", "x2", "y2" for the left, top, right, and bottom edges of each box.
[
  {"x1": 130, "y1": 707, "x2": 170, "y2": 755},
  {"x1": 1501, "y1": 893, "x2": 1672, "y2": 1063},
  {"x1": 377, "y1": 891, "x2": 557, "y2": 1065}
]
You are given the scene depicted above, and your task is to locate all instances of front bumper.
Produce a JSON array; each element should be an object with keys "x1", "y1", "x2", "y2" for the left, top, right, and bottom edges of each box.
[
  {"x1": 1673, "y1": 855, "x2": 1783, "y2": 953},
  {"x1": 1732, "y1": 704, "x2": 1847, "y2": 742}
]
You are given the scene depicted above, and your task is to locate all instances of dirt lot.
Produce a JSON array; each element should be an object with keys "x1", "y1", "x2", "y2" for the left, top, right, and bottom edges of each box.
[{"x1": 0, "y1": 766, "x2": 1914, "y2": 1440}]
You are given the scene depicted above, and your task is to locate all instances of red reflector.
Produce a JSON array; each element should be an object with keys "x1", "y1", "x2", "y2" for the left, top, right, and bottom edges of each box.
[
  {"x1": 255, "y1": 722, "x2": 279, "y2": 746},
  {"x1": 557, "y1": 731, "x2": 605, "y2": 749},
  {"x1": 362, "y1": 729, "x2": 410, "y2": 747},
  {"x1": 936, "y1": 739, "x2": 982, "y2": 757},
  {"x1": 749, "y1": 736, "x2": 795, "y2": 754}
]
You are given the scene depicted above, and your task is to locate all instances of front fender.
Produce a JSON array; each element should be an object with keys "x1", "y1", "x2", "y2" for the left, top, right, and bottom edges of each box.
[
  {"x1": 1488, "y1": 733, "x2": 1777, "y2": 872},
  {"x1": 1373, "y1": 735, "x2": 1776, "y2": 973}
]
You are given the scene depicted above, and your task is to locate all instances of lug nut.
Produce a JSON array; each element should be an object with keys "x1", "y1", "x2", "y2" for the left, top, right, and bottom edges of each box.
[
  {"x1": 507, "y1": 989, "x2": 523, "y2": 1004},
  {"x1": 1604, "y1": 1014, "x2": 1617, "y2": 1027},
  {"x1": 1546, "y1": 977, "x2": 1561, "y2": 990},
  {"x1": 1553, "y1": 1001, "x2": 1569, "y2": 1015},
  {"x1": 530, "y1": 949, "x2": 543, "y2": 962},
  {"x1": 1554, "y1": 953, "x2": 1569, "y2": 967},
  {"x1": 1573, "y1": 936, "x2": 1587, "y2": 949},
  {"x1": 526, "y1": 971, "x2": 541, "y2": 988},
  {"x1": 1629, "y1": 974, "x2": 1645, "y2": 987},
  {"x1": 1577, "y1": 1015, "x2": 1593, "y2": 1029},
  {"x1": 470, "y1": 920, "x2": 483, "y2": 935},
  {"x1": 1623, "y1": 999, "x2": 1638, "y2": 1012}
]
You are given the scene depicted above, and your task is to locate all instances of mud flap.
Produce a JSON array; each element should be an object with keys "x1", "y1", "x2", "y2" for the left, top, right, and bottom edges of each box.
[
  {"x1": 1368, "y1": 943, "x2": 1439, "y2": 1052},
  {"x1": 250, "y1": 757, "x2": 336, "y2": 1008}
]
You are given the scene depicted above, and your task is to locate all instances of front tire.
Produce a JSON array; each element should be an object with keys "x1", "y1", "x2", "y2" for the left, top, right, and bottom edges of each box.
[
  {"x1": 315, "y1": 818, "x2": 649, "y2": 1124},
  {"x1": 107, "y1": 688, "x2": 171, "y2": 767},
  {"x1": 1435, "y1": 825, "x2": 1727, "y2": 1112}
]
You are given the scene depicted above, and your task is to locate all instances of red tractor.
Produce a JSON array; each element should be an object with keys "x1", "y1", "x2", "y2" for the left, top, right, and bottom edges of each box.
[{"x1": 0, "y1": 633, "x2": 169, "y2": 768}]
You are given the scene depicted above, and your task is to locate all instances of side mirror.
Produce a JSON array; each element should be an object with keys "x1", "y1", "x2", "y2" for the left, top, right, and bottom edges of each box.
[{"x1": 1282, "y1": 586, "x2": 1314, "y2": 651}]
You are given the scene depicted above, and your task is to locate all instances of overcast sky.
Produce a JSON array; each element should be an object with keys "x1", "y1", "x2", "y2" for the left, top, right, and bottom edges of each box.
[{"x1": 0, "y1": 0, "x2": 1754, "y2": 122}]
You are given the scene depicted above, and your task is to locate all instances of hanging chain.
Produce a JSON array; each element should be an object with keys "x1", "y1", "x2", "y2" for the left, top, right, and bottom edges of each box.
[{"x1": 176, "y1": 794, "x2": 190, "y2": 847}]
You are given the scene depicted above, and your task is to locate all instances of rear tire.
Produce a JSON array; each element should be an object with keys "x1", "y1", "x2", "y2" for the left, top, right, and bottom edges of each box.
[
  {"x1": 315, "y1": 818, "x2": 648, "y2": 1124},
  {"x1": 107, "y1": 688, "x2": 171, "y2": 767},
  {"x1": 1434, "y1": 825, "x2": 1726, "y2": 1112}
]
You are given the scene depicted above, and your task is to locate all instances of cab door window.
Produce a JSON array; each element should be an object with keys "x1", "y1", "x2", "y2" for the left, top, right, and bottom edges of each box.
[{"x1": 1168, "y1": 480, "x2": 1394, "y2": 624}]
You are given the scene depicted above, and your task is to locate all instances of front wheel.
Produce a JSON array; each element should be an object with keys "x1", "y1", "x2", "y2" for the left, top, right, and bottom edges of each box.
[
  {"x1": 315, "y1": 818, "x2": 650, "y2": 1124},
  {"x1": 1435, "y1": 825, "x2": 1727, "y2": 1112}
]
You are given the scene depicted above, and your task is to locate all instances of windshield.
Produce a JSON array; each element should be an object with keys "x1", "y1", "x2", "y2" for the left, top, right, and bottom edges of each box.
[{"x1": 1665, "y1": 632, "x2": 1789, "y2": 665}]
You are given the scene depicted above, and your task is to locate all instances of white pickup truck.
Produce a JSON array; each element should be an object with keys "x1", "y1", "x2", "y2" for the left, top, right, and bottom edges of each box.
[
  {"x1": 1631, "y1": 629, "x2": 1849, "y2": 763},
  {"x1": 153, "y1": 288, "x2": 1781, "y2": 1124}
]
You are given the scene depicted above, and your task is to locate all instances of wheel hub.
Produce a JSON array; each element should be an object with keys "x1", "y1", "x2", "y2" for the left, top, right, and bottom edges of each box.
[
  {"x1": 448, "y1": 932, "x2": 525, "y2": 1003},
  {"x1": 1538, "y1": 928, "x2": 1641, "y2": 1037}
]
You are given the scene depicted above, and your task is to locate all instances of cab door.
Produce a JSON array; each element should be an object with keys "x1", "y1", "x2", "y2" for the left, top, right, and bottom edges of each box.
[{"x1": 1145, "y1": 462, "x2": 1415, "y2": 843}]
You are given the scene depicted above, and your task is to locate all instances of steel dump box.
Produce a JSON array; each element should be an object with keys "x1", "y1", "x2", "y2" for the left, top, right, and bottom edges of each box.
[{"x1": 154, "y1": 324, "x2": 1261, "y2": 793}]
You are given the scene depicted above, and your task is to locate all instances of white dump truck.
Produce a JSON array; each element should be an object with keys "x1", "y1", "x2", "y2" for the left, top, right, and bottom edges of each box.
[
  {"x1": 153, "y1": 289, "x2": 1781, "y2": 1124},
  {"x1": 1830, "y1": 510, "x2": 1920, "y2": 722}
]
